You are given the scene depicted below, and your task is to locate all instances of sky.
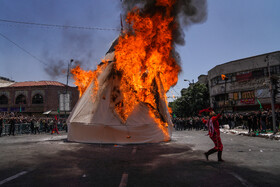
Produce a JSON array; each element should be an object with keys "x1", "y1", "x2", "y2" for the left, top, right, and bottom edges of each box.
[{"x1": 1, "y1": 0, "x2": 280, "y2": 100}]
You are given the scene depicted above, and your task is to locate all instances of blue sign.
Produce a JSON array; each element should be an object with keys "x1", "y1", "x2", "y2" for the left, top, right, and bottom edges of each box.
[
  {"x1": 10, "y1": 107, "x2": 25, "y2": 112},
  {"x1": 0, "y1": 108, "x2": 8, "y2": 112}
]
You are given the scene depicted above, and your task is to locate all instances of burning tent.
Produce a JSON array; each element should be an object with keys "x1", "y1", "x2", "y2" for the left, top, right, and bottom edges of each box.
[
  {"x1": 67, "y1": 0, "x2": 207, "y2": 143},
  {"x1": 67, "y1": 44, "x2": 173, "y2": 143}
]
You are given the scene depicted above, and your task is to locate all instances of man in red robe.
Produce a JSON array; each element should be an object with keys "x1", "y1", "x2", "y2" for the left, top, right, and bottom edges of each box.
[{"x1": 201, "y1": 109, "x2": 224, "y2": 162}]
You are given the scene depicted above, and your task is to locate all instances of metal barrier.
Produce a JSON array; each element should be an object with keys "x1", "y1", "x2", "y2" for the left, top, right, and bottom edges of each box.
[{"x1": 0, "y1": 123, "x2": 65, "y2": 136}]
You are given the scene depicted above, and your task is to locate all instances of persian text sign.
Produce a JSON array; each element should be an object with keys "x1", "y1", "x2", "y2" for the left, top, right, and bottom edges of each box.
[
  {"x1": 240, "y1": 98, "x2": 255, "y2": 104},
  {"x1": 236, "y1": 72, "x2": 252, "y2": 82},
  {"x1": 256, "y1": 89, "x2": 270, "y2": 98},
  {"x1": 241, "y1": 91, "x2": 254, "y2": 99}
]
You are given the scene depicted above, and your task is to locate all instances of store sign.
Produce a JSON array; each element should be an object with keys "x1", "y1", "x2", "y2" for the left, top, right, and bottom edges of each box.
[
  {"x1": 0, "y1": 107, "x2": 8, "y2": 112},
  {"x1": 10, "y1": 107, "x2": 25, "y2": 112},
  {"x1": 240, "y1": 98, "x2": 255, "y2": 104},
  {"x1": 59, "y1": 93, "x2": 70, "y2": 111},
  {"x1": 233, "y1": 92, "x2": 239, "y2": 100},
  {"x1": 256, "y1": 89, "x2": 270, "y2": 98},
  {"x1": 241, "y1": 91, "x2": 254, "y2": 99},
  {"x1": 236, "y1": 72, "x2": 252, "y2": 82}
]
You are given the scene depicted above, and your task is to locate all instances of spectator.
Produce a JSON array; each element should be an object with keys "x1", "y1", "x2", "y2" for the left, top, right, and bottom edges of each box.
[
  {"x1": 9, "y1": 117, "x2": 16, "y2": 136},
  {"x1": 34, "y1": 120, "x2": 40, "y2": 134},
  {"x1": 30, "y1": 118, "x2": 35, "y2": 134},
  {"x1": 51, "y1": 117, "x2": 59, "y2": 134},
  {"x1": 0, "y1": 116, "x2": 3, "y2": 137}
]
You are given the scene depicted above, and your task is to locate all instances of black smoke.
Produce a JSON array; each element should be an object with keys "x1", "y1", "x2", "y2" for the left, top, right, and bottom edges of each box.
[
  {"x1": 121, "y1": 0, "x2": 207, "y2": 46},
  {"x1": 42, "y1": 29, "x2": 95, "y2": 78},
  {"x1": 122, "y1": 0, "x2": 207, "y2": 45},
  {"x1": 120, "y1": 0, "x2": 207, "y2": 69}
]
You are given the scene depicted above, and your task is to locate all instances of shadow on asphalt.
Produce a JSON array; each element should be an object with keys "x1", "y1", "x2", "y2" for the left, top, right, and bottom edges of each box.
[{"x1": 1, "y1": 140, "x2": 279, "y2": 187}]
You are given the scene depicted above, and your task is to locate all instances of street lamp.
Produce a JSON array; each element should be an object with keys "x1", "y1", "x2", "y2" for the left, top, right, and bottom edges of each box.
[
  {"x1": 221, "y1": 74, "x2": 228, "y2": 107},
  {"x1": 184, "y1": 79, "x2": 194, "y2": 87}
]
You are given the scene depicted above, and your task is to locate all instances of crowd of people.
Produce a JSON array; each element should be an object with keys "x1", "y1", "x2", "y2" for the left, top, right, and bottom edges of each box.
[
  {"x1": 0, "y1": 112, "x2": 67, "y2": 136},
  {"x1": 2, "y1": 109, "x2": 280, "y2": 137},
  {"x1": 173, "y1": 109, "x2": 280, "y2": 133}
]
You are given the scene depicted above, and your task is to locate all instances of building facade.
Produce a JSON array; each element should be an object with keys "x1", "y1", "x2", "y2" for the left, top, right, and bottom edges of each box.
[
  {"x1": 0, "y1": 80, "x2": 79, "y2": 116},
  {"x1": 208, "y1": 51, "x2": 280, "y2": 112}
]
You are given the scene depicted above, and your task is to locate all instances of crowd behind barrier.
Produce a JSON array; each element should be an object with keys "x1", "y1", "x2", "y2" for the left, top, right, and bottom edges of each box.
[
  {"x1": 172, "y1": 110, "x2": 280, "y2": 133},
  {"x1": 2, "y1": 110, "x2": 280, "y2": 137},
  {"x1": 0, "y1": 112, "x2": 67, "y2": 137}
]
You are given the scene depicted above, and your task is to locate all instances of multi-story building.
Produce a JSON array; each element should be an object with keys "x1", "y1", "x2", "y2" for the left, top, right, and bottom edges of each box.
[
  {"x1": 208, "y1": 51, "x2": 280, "y2": 112},
  {"x1": 0, "y1": 80, "x2": 79, "y2": 116}
]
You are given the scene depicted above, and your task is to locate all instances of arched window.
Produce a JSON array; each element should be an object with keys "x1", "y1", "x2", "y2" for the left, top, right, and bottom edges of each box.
[
  {"x1": 15, "y1": 94, "x2": 27, "y2": 104},
  {"x1": 0, "y1": 95, "x2": 8, "y2": 105},
  {"x1": 32, "y1": 94, "x2": 44, "y2": 104}
]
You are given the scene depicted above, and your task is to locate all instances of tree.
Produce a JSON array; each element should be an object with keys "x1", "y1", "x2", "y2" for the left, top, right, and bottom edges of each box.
[{"x1": 169, "y1": 82, "x2": 210, "y2": 117}]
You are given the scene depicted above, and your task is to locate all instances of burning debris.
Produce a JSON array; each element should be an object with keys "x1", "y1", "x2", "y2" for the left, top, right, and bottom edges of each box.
[{"x1": 68, "y1": 0, "x2": 207, "y2": 143}]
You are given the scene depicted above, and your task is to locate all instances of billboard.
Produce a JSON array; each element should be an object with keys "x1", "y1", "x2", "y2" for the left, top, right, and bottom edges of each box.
[{"x1": 59, "y1": 93, "x2": 70, "y2": 111}]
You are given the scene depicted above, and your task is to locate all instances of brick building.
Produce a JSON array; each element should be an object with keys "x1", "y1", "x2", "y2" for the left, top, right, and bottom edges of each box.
[{"x1": 0, "y1": 80, "x2": 79, "y2": 116}]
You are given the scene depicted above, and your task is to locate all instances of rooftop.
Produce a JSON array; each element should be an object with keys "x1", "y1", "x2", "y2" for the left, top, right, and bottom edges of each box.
[
  {"x1": 9, "y1": 81, "x2": 66, "y2": 87},
  {"x1": 210, "y1": 50, "x2": 280, "y2": 71}
]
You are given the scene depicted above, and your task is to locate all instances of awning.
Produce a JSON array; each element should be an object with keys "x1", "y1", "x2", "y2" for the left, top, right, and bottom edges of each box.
[
  {"x1": 43, "y1": 110, "x2": 52, "y2": 115},
  {"x1": 43, "y1": 110, "x2": 71, "y2": 115}
]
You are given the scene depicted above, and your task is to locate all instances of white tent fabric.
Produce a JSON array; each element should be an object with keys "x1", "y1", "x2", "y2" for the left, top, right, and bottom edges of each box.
[{"x1": 67, "y1": 53, "x2": 173, "y2": 144}]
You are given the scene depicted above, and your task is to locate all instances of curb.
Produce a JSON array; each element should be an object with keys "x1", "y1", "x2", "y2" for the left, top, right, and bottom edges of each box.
[{"x1": 220, "y1": 129, "x2": 280, "y2": 140}]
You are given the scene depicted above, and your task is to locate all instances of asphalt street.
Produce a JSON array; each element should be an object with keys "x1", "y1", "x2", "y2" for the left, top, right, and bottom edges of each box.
[{"x1": 0, "y1": 130, "x2": 279, "y2": 186}]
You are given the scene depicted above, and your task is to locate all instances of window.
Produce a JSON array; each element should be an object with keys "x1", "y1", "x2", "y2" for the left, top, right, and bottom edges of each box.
[
  {"x1": 211, "y1": 73, "x2": 234, "y2": 86},
  {"x1": 252, "y1": 69, "x2": 264, "y2": 78},
  {"x1": 271, "y1": 65, "x2": 280, "y2": 75},
  {"x1": 0, "y1": 95, "x2": 8, "y2": 105},
  {"x1": 15, "y1": 94, "x2": 27, "y2": 104},
  {"x1": 32, "y1": 94, "x2": 44, "y2": 104}
]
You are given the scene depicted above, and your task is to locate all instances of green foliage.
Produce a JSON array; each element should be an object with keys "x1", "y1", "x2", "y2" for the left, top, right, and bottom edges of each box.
[{"x1": 169, "y1": 83, "x2": 210, "y2": 117}]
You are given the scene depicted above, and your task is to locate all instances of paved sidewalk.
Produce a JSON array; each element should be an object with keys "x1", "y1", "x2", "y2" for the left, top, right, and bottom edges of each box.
[{"x1": 220, "y1": 127, "x2": 280, "y2": 140}]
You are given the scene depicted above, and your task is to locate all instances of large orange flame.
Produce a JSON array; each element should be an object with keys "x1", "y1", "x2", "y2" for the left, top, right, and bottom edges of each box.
[
  {"x1": 71, "y1": 0, "x2": 179, "y2": 140},
  {"x1": 71, "y1": 61, "x2": 108, "y2": 97},
  {"x1": 71, "y1": 65, "x2": 94, "y2": 97},
  {"x1": 114, "y1": 0, "x2": 180, "y2": 139}
]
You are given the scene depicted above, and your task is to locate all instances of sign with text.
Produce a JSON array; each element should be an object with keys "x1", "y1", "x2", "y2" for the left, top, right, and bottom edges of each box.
[
  {"x1": 240, "y1": 98, "x2": 255, "y2": 104},
  {"x1": 59, "y1": 93, "x2": 70, "y2": 111},
  {"x1": 236, "y1": 72, "x2": 252, "y2": 82},
  {"x1": 241, "y1": 91, "x2": 255, "y2": 99},
  {"x1": 256, "y1": 89, "x2": 270, "y2": 98}
]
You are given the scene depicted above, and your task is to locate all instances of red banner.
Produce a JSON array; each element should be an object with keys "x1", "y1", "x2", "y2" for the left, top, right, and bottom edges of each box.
[
  {"x1": 236, "y1": 72, "x2": 252, "y2": 82},
  {"x1": 240, "y1": 98, "x2": 255, "y2": 104}
]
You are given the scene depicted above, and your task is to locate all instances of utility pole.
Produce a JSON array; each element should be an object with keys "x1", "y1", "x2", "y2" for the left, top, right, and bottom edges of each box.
[
  {"x1": 221, "y1": 74, "x2": 228, "y2": 111},
  {"x1": 266, "y1": 55, "x2": 277, "y2": 134},
  {"x1": 64, "y1": 59, "x2": 74, "y2": 118}
]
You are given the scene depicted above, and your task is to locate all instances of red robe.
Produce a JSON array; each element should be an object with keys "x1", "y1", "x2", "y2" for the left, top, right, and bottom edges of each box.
[{"x1": 202, "y1": 114, "x2": 223, "y2": 151}]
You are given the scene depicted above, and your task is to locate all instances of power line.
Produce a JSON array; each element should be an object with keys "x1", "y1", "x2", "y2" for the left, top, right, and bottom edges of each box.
[
  {"x1": 171, "y1": 87, "x2": 180, "y2": 96},
  {"x1": 0, "y1": 32, "x2": 48, "y2": 66},
  {"x1": 0, "y1": 18, "x2": 121, "y2": 31}
]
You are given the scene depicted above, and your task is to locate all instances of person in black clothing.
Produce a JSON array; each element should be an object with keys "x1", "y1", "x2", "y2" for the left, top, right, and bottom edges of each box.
[
  {"x1": 30, "y1": 118, "x2": 35, "y2": 134},
  {"x1": 242, "y1": 113, "x2": 249, "y2": 130},
  {"x1": 0, "y1": 117, "x2": 3, "y2": 137},
  {"x1": 267, "y1": 111, "x2": 273, "y2": 131},
  {"x1": 247, "y1": 114, "x2": 253, "y2": 133},
  {"x1": 260, "y1": 111, "x2": 267, "y2": 132},
  {"x1": 43, "y1": 119, "x2": 48, "y2": 133},
  {"x1": 276, "y1": 110, "x2": 280, "y2": 131},
  {"x1": 9, "y1": 117, "x2": 16, "y2": 136},
  {"x1": 252, "y1": 112, "x2": 258, "y2": 132}
]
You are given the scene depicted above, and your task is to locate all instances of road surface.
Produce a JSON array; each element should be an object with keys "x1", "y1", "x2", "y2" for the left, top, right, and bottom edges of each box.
[{"x1": 0, "y1": 130, "x2": 279, "y2": 186}]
